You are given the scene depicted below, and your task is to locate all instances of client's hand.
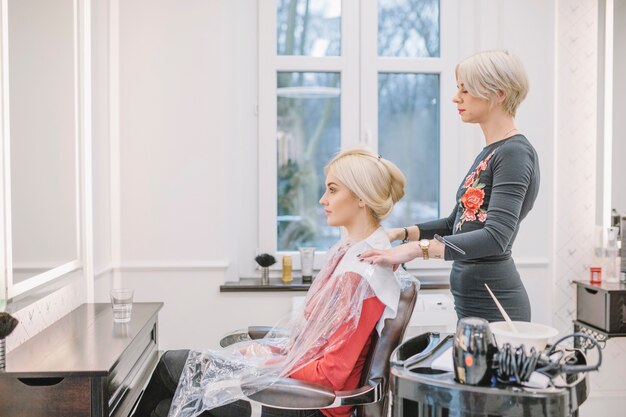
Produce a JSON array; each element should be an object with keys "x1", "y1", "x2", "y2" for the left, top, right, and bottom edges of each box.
[
  {"x1": 238, "y1": 342, "x2": 287, "y2": 362},
  {"x1": 359, "y1": 242, "x2": 420, "y2": 269},
  {"x1": 238, "y1": 342, "x2": 273, "y2": 358}
]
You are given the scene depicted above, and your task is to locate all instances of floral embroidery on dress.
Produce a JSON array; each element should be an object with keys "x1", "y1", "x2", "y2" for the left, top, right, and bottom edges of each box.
[{"x1": 456, "y1": 150, "x2": 496, "y2": 231}]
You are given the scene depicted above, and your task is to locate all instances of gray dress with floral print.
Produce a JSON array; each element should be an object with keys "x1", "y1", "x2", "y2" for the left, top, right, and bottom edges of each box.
[{"x1": 417, "y1": 134, "x2": 539, "y2": 322}]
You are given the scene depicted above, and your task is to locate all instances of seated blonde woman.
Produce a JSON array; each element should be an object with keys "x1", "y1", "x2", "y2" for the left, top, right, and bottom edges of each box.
[{"x1": 133, "y1": 147, "x2": 416, "y2": 417}]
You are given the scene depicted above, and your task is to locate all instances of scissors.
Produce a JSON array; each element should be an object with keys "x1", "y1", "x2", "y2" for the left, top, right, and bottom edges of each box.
[{"x1": 434, "y1": 234, "x2": 466, "y2": 255}]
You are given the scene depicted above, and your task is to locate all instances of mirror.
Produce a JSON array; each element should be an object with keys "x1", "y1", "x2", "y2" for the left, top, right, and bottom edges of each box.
[
  {"x1": 597, "y1": 0, "x2": 625, "y2": 228},
  {"x1": 3, "y1": 0, "x2": 80, "y2": 298},
  {"x1": 611, "y1": 1, "x2": 625, "y2": 216}
]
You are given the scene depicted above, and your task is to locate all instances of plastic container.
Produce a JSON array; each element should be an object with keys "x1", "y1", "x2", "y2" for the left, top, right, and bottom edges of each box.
[
  {"x1": 606, "y1": 227, "x2": 620, "y2": 282},
  {"x1": 282, "y1": 255, "x2": 292, "y2": 284},
  {"x1": 490, "y1": 321, "x2": 559, "y2": 353},
  {"x1": 590, "y1": 266, "x2": 602, "y2": 284}
]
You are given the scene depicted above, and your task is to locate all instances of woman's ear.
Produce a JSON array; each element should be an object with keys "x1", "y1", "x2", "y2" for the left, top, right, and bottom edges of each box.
[
  {"x1": 496, "y1": 90, "x2": 506, "y2": 104},
  {"x1": 358, "y1": 198, "x2": 366, "y2": 208}
]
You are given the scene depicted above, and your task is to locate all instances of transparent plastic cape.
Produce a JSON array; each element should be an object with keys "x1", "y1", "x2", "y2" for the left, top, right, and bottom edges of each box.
[{"x1": 169, "y1": 228, "x2": 419, "y2": 417}]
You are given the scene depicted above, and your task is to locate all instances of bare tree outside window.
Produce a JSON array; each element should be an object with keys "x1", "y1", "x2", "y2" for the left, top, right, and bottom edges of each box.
[
  {"x1": 379, "y1": 73, "x2": 439, "y2": 229},
  {"x1": 277, "y1": 0, "x2": 341, "y2": 56},
  {"x1": 378, "y1": 0, "x2": 439, "y2": 57},
  {"x1": 277, "y1": 72, "x2": 341, "y2": 251}
]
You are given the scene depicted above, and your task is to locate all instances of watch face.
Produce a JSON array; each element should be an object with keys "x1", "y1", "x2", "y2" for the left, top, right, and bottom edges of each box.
[{"x1": 420, "y1": 239, "x2": 429, "y2": 248}]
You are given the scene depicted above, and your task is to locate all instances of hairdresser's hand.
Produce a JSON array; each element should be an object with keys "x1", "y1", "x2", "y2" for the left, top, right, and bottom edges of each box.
[{"x1": 358, "y1": 242, "x2": 420, "y2": 268}]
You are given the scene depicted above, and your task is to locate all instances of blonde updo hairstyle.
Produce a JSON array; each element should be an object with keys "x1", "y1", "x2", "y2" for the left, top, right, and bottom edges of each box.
[
  {"x1": 324, "y1": 147, "x2": 405, "y2": 221},
  {"x1": 456, "y1": 50, "x2": 529, "y2": 117}
]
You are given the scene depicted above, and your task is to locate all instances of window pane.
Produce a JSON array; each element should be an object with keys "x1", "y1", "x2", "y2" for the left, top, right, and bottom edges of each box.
[
  {"x1": 378, "y1": 0, "x2": 440, "y2": 57},
  {"x1": 277, "y1": 0, "x2": 341, "y2": 56},
  {"x1": 378, "y1": 73, "x2": 439, "y2": 228},
  {"x1": 277, "y1": 72, "x2": 341, "y2": 251}
]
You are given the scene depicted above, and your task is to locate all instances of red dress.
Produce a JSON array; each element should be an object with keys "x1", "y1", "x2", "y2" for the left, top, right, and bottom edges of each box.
[{"x1": 290, "y1": 271, "x2": 386, "y2": 417}]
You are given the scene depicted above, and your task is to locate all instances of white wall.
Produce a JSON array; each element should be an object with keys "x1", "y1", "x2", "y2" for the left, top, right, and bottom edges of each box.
[
  {"x1": 118, "y1": 0, "x2": 227, "y2": 265},
  {"x1": 93, "y1": 0, "x2": 245, "y2": 347},
  {"x1": 99, "y1": 0, "x2": 557, "y2": 347}
]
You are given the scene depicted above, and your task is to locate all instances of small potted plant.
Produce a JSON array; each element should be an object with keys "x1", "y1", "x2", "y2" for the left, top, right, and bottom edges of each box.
[
  {"x1": 255, "y1": 253, "x2": 276, "y2": 285},
  {"x1": 0, "y1": 312, "x2": 18, "y2": 370}
]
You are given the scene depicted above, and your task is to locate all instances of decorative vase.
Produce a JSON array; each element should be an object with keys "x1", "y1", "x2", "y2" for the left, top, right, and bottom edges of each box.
[
  {"x1": 0, "y1": 312, "x2": 19, "y2": 369},
  {"x1": 0, "y1": 338, "x2": 5, "y2": 370},
  {"x1": 261, "y1": 266, "x2": 270, "y2": 285}
]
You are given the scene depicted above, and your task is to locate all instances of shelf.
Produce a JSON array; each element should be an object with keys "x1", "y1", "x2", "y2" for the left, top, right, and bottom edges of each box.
[{"x1": 220, "y1": 277, "x2": 450, "y2": 292}]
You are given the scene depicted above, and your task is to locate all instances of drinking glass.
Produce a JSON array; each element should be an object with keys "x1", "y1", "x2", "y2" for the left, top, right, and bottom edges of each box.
[{"x1": 110, "y1": 288, "x2": 134, "y2": 323}]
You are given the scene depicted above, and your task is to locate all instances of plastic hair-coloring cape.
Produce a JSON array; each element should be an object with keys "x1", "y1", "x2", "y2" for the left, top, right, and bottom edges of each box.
[{"x1": 169, "y1": 227, "x2": 418, "y2": 417}]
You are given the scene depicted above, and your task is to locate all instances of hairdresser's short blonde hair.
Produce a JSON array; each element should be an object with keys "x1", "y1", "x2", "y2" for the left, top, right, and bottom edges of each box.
[
  {"x1": 325, "y1": 147, "x2": 405, "y2": 221},
  {"x1": 456, "y1": 50, "x2": 529, "y2": 117}
]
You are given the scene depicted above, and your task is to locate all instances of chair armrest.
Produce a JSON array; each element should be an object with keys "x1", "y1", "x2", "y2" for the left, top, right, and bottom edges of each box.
[
  {"x1": 247, "y1": 326, "x2": 274, "y2": 340},
  {"x1": 244, "y1": 377, "x2": 383, "y2": 410},
  {"x1": 334, "y1": 378, "x2": 383, "y2": 406},
  {"x1": 244, "y1": 377, "x2": 336, "y2": 409},
  {"x1": 219, "y1": 329, "x2": 251, "y2": 347},
  {"x1": 248, "y1": 326, "x2": 291, "y2": 340}
]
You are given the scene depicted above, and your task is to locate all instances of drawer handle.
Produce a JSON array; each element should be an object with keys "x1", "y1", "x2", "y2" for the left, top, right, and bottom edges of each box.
[
  {"x1": 18, "y1": 377, "x2": 64, "y2": 386},
  {"x1": 584, "y1": 288, "x2": 599, "y2": 295}
]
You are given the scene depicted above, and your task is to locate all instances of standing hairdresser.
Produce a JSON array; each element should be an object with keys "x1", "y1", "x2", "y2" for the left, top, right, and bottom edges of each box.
[{"x1": 360, "y1": 50, "x2": 539, "y2": 322}]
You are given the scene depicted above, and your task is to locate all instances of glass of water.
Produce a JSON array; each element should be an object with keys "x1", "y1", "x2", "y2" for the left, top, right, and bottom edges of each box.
[{"x1": 110, "y1": 288, "x2": 134, "y2": 323}]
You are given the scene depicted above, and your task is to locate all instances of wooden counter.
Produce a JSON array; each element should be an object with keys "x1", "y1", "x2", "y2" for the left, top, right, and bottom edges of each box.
[{"x1": 0, "y1": 302, "x2": 163, "y2": 417}]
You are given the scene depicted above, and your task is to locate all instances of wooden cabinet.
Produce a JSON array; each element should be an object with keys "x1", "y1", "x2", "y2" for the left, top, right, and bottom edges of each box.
[
  {"x1": 574, "y1": 280, "x2": 626, "y2": 334},
  {"x1": 0, "y1": 303, "x2": 163, "y2": 417}
]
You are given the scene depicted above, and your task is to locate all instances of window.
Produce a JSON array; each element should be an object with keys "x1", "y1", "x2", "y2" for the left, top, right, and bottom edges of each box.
[{"x1": 259, "y1": 0, "x2": 458, "y2": 270}]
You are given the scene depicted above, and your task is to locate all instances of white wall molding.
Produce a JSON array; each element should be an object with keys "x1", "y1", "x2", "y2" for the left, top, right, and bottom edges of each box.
[
  {"x1": 94, "y1": 260, "x2": 229, "y2": 282},
  {"x1": 514, "y1": 258, "x2": 551, "y2": 268},
  {"x1": 117, "y1": 259, "x2": 229, "y2": 273},
  {"x1": 111, "y1": 258, "x2": 549, "y2": 279},
  {"x1": 94, "y1": 263, "x2": 114, "y2": 279},
  {"x1": 107, "y1": 257, "x2": 543, "y2": 276},
  {"x1": 408, "y1": 257, "x2": 549, "y2": 271}
]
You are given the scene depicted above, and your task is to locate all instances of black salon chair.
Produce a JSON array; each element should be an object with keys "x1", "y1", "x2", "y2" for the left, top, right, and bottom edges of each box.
[{"x1": 153, "y1": 280, "x2": 418, "y2": 417}]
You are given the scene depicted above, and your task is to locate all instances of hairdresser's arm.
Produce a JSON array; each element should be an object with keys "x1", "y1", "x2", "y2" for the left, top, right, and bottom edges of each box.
[
  {"x1": 388, "y1": 204, "x2": 456, "y2": 244},
  {"x1": 358, "y1": 237, "x2": 445, "y2": 266},
  {"x1": 363, "y1": 205, "x2": 453, "y2": 265},
  {"x1": 441, "y1": 142, "x2": 535, "y2": 260},
  {"x1": 387, "y1": 225, "x2": 420, "y2": 243},
  {"x1": 416, "y1": 205, "x2": 457, "y2": 239}
]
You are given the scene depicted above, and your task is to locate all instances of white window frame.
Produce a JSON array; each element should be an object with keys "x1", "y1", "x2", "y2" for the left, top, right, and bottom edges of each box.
[{"x1": 259, "y1": 0, "x2": 459, "y2": 272}]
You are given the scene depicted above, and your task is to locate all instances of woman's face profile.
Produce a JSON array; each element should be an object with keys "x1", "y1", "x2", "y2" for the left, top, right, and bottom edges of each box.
[
  {"x1": 319, "y1": 172, "x2": 362, "y2": 227},
  {"x1": 452, "y1": 80, "x2": 491, "y2": 124}
]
